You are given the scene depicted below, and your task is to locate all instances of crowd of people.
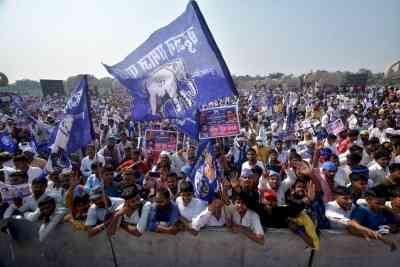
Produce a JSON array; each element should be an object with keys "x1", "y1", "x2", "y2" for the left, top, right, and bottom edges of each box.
[{"x1": 1, "y1": 85, "x2": 400, "y2": 251}]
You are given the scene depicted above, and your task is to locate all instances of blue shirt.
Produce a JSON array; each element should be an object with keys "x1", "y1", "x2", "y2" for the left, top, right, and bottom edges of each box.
[
  {"x1": 350, "y1": 205, "x2": 395, "y2": 230},
  {"x1": 147, "y1": 202, "x2": 180, "y2": 232}
]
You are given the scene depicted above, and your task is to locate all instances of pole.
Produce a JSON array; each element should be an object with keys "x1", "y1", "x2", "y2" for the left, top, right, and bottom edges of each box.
[{"x1": 92, "y1": 132, "x2": 119, "y2": 267}]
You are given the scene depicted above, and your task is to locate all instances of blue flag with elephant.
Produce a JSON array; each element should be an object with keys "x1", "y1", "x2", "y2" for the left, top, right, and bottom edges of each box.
[{"x1": 103, "y1": 0, "x2": 237, "y2": 138}]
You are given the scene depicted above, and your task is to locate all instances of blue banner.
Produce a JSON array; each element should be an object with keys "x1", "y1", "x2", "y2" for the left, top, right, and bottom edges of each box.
[
  {"x1": 53, "y1": 75, "x2": 95, "y2": 154},
  {"x1": 104, "y1": 1, "x2": 237, "y2": 138}
]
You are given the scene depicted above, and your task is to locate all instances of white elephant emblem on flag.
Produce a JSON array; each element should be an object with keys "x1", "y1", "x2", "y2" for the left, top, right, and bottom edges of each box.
[
  {"x1": 54, "y1": 115, "x2": 74, "y2": 151},
  {"x1": 144, "y1": 59, "x2": 198, "y2": 117}
]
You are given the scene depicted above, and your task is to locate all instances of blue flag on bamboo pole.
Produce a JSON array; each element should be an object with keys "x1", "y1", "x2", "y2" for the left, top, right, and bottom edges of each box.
[{"x1": 103, "y1": 1, "x2": 237, "y2": 139}]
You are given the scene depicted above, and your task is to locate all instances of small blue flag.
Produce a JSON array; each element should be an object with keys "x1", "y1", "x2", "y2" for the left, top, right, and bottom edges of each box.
[
  {"x1": 53, "y1": 75, "x2": 95, "y2": 154},
  {"x1": 103, "y1": 0, "x2": 237, "y2": 138},
  {"x1": 0, "y1": 132, "x2": 16, "y2": 154}
]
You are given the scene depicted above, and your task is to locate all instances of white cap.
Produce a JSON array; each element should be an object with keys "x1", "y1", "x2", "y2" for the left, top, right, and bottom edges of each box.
[{"x1": 160, "y1": 151, "x2": 170, "y2": 157}]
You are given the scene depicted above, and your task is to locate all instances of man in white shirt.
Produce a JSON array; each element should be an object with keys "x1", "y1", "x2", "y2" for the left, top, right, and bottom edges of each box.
[
  {"x1": 369, "y1": 120, "x2": 388, "y2": 143},
  {"x1": 241, "y1": 148, "x2": 265, "y2": 173},
  {"x1": 108, "y1": 186, "x2": 150, "y2": 237},
  {"x1": 80, "y1": 144, "x2": 105, "y2": 178},
  {"x1": 325, "y1": 186, "x2": 354, "y2": 229},
  {"x1": 228, "y1": 192, "x2": 264, "y2": 245},
  {"x1": 12, "y1": 154, "x2": 43, "y2": 184},
  {"x1": 191, "y1": 196, "x2": 228, "y2": 231},
  {"x1": 368, "y1": 149, "x2": 391, "y2": 186},
  {"x1": 176, "y1": 181, "x2": 206, "y2": 222},
  {"x1": 171, "y1": 144, "x2": 187, "y2": 178},
  {"x1": 85, "y1": 186, "x2": 125, "y2": 237}
]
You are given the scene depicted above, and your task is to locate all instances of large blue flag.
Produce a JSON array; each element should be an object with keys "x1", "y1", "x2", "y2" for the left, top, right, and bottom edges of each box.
[
  {"x1": 103, "y1": 0, "x2": 237, "y2": 138},
  {"x1": 53, "y1": 75, "x2": 94, "y2": 154}
]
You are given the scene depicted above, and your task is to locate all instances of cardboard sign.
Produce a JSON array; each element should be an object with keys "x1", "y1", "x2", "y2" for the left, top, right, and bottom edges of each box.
[
  {"x1": 0, "y1": 182, "x2": 31, "y2": 203},
  {"x1": 199, "y1": 105, "x2": 240, "y2": 139},
  {"x1": 327, "y1": 119, "x2": 345, "y2": 135},
  {"x1": 144, "y1": 130, "x2": 177, "y2": 152}
]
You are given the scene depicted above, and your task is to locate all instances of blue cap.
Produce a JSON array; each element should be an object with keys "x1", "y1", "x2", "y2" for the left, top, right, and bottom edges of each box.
[{"x1": 321, "y1": 161, "x2": 337, "y2": 171}]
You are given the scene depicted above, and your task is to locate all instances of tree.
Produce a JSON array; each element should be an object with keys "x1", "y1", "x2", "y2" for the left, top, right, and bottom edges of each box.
[{"x1": 267, "y1": 72, "x2": 284, "y2": 79}]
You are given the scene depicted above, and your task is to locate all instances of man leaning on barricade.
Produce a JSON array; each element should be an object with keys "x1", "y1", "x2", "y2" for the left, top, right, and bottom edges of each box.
[{"x1": 1, "y1": 85, "x2": 400, "y2": 260}]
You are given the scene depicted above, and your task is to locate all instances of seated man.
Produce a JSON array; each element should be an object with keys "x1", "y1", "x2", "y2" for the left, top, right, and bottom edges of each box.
[
  {"x1": 147, "y1": 188, "x2": 180, "y2": 235},
  {"x1": 325, "y1": 186, "x2": 354, "y2": 229},
  {"x1": 36, "y1": 194, "x2": 68, "y2": 242},
  {"x1": 192, "y1": 193, "x2": 229, "y2": 232},
  {"x1": 349, "y1": 187, "x2": 397, "y2": 250},
  {"x1": 85, "y1": 186, "x2": 125, "y2": 237},
  {"x1": 228, "y1": 192, "x2": 265, "y2": 245},
  {"x1": 109, "y1": 186, "x2": 150, "y2": 237}
]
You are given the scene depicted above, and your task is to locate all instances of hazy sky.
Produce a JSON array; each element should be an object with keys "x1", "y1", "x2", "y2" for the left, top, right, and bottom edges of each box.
[{"x1": 1, "y1": 0, "x2": 399, "y2": 82}]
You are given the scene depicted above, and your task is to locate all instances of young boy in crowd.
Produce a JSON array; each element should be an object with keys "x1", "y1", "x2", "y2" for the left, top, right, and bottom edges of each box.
[{"x1": 228, "y1": 192, "x2": 265, "y2": 245}]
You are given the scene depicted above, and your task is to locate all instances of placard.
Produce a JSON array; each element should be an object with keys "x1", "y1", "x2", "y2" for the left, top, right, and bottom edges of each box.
[
  {"x1": 199, "y1": 105, "x2": 240, "y2": 139},
  {"x1": 326, "y1": 119, "x2": 345, "y2": 135},
  {"x1": 0, "y1": 182, "x2": 31, "y2": 203},
  {"x1": 144, "y1": 130, "x2": 177, "y2": 152}
]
